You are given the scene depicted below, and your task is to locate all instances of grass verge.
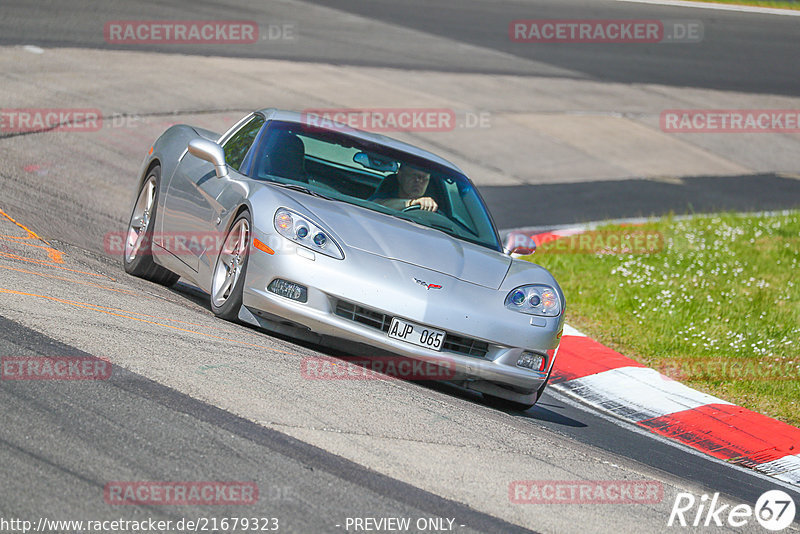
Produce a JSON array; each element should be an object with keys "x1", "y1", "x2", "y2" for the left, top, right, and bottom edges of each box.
[{"x1": 526, "y1": 211, "x2": 800, "y2": 426}]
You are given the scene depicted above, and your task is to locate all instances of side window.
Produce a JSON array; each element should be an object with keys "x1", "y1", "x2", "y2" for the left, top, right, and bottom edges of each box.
[{"x1": 222, "y1": 115, "x2": 265, "y2": 171}]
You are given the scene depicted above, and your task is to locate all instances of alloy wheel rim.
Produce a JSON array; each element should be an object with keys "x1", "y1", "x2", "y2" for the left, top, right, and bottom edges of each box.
[
  {"x1": 125, "y1": 177, "x2": 156, "y2": 263},
  {"x1": 211, "y1": 218, "x2": 250, "y2": 307}
]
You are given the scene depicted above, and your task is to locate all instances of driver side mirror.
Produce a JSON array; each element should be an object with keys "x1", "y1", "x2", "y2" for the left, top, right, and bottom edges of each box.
[
  {"x1": 507, "y1": 245, "x2": 535, "y2": 257},
  {"x1": 188, "y1": 138, "x2": 228, "y2": 178},
  {"x1": 504, "y1": 232, "x2": 537, "y2": 256}
]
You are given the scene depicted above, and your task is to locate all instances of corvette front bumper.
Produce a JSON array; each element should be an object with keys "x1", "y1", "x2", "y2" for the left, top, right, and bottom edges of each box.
[{"x1": 241, "y1": 232, "x2": 563, "y2": 399}]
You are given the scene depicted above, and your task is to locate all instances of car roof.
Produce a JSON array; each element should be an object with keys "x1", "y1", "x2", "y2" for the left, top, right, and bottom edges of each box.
[{"x1": 257, "y1": 108, "x2": 464, "y2": 174}]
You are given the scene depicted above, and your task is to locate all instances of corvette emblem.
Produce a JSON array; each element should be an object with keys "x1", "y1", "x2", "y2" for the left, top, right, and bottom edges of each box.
[{"x1": 414, "y1": 277, "x2": 443, "y2": 290}]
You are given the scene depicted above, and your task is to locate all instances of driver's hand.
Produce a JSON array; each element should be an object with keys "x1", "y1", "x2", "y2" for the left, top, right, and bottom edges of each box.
[{"x1": 408, "y1": 197, "x2": 438, "y2": 212}]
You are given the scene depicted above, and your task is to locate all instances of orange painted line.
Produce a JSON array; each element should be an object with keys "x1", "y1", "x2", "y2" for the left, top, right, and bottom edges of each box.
[
  {"x1": 0, "y1": 264, "x2": 267, "y2": 340},
  {"x1": 0, "y1": 208, "x2": 63, "y2": 263},
  {"x1": 0, "y1": 288, "x2": 298, "y2": 355},
  {"x1": 0, "y1": 239, "x2": 60, "y2": 257},
  {"x1": 1, "y1": 265, "x2": 276, "y2": 344},
  {"x1": 0, "y1": 251, "x2": 109, "y2": 278},
  {"x1": 0, "y1": 264, "x2": 142, "y2": 297}
]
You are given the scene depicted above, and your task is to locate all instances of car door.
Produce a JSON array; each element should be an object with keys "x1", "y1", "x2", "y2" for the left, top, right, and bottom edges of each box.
[{"x1": 160, "y1": 114, "x2": 265, "y2": 272}]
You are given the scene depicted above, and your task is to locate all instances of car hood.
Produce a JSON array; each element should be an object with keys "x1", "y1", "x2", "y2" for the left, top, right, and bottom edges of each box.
[{"x1": 280, "y1": 191, "x2": 511, "y2": 290}]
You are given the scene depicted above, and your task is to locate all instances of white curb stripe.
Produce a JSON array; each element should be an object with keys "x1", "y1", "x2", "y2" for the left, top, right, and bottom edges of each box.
[
  {"x1": 772, "y1": 470, "x2": 800, "y2": 485},
  {"x1": 554, "y1": 366, "x2": 731, "y2": 421},
  {"x1": 562, "y1": 324, "x2": 587, "y2": 338},
  {"x1": 756, "y1": 454, "x2": 800, "y2": 485},
  {"x1": 553, "y1": 228, "x2": 586, "y2": 237},
  {"x1": 616, "y1": 0, "x2": 800, "y2": 16}
]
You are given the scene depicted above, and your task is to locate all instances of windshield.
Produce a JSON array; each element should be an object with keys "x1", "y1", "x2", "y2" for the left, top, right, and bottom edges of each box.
[{"x1": 247, "y1": 120, "x2": 502, "y2": 251}]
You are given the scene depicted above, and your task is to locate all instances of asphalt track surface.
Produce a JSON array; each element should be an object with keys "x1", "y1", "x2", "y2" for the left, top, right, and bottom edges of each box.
[
  {"x1": 2, "y1": 0, "x2": 799, "y2": 95},
  {"x1": 1, "y1": 0, "x2": 799, "y2": 533},
  {"x1": 311, "y1": 0, "x2": 800, "y2": 96},
  {"x1": 3, "y1": 0, "x2": 799, "y2": 230},
  {"x1": 0, "y1": 316, "x2": 530, "y2": 534},
  {"x1": 484, "y1": 172, "x2": 800, "y2": 230}
]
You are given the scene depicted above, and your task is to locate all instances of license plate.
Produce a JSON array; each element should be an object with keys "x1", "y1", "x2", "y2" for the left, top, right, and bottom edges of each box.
[{"x1": 388, "y1": 317, "x2": 445, "y2": 351}]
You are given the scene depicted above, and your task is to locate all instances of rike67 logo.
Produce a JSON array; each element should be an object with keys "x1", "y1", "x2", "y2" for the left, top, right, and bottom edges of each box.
[{"x1": 668, "y1": 490, "x2": 796, "y2": 531}]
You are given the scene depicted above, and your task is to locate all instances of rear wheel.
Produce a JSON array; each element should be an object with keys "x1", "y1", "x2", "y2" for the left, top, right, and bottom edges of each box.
[
  {"x1": 210, "y1": 212, "x2": 251, "y2": 321},
  {"x1": 123, "y1": 166, "x2": 179, "y2": 286}
]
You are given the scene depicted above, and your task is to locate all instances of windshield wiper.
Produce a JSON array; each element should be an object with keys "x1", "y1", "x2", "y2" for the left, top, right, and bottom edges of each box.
[
  {"x1": 272, "y1": 182, "x2": 333, "y2": 200},
  {"x1": 429, "y1": 222, "x2": 459, "y2": 236},
  {"x1": 450, "y1": 217, "x2": 479, "y2": 237},
  {"x1": 393, "y1": 213, "x2": 456, "y2": 237},
  {"x1": 392, "y1": 215, "x2": 492, "y2": 248}
]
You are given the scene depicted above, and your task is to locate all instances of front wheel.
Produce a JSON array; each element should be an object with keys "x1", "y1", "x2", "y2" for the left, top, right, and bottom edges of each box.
[
  {"x1": 123, "y1": 166, "x2": 179, "y2": 286},
  {"x1": 210, "y1": 212, "x2": 251, "y2": 321}
]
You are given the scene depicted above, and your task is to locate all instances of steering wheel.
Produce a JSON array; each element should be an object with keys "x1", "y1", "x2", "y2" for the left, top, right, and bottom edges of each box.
[{"x1": 402, "y1": 203, "x2": 422, "y2": 212}]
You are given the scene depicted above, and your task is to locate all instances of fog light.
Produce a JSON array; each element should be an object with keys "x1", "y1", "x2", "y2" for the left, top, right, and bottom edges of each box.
[
  {"x1": 268, "y1": 279, "x2": 308, "y2": 303},
  {"x1": 517, "y1": 351, "x2": 545, "y2": 371}
]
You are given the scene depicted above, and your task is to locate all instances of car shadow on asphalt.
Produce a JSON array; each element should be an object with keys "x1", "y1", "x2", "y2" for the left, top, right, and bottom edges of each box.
[
  {"x1": 171, "y1": 281, "x2": 587, "y2": 428},
  {"x1": 524, "y1": 401, "x2": 588, "y2": 427},
  {"x1": 418, "y1": 380, "x2": 588, "y2": 428}
]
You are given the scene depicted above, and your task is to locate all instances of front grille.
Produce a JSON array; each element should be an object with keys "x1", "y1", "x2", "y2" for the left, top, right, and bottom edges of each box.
[
  {"x1": 335, "y1": 300, "x2": 391, "y2": 332},
  {"x1": 442, "y1": 333, "x2": 489, "y2": 358},
  {"x1": 334, "y1": 299, "x2": 489, "y2": 358}
]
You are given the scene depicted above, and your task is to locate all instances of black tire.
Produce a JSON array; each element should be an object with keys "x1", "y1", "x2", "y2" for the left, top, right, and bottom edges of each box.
[
  {"x1": 483, "y1": 394, "x2": 536, "y2": 412},
  {"x1": 210, "y1": 211, "x2": 252, "y2": 321},
  {"x1": 123, "y1": 166, "x2": 180, "y2": 286},
  {"x1": 484, "y1": 365, "x2": 553, "y2": 411}
]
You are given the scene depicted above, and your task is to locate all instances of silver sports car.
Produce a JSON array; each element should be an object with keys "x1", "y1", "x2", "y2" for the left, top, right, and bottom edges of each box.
[{"x1": 124, "y1": 109, "x2": 565, "y2": 409}]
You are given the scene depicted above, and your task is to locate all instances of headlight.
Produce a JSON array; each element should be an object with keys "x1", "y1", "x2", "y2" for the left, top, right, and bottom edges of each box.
[
  {"x1": 273, "y1": 208, "x2": 344, "y2": 260},
  {"x1": 505, "y1": 285, "x2": 561, "y2": 317}
]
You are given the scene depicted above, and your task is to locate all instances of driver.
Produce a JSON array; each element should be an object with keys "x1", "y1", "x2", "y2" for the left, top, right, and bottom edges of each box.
[{"x1": 373, "y1": 164, "x2": 438, "y2": 212}]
